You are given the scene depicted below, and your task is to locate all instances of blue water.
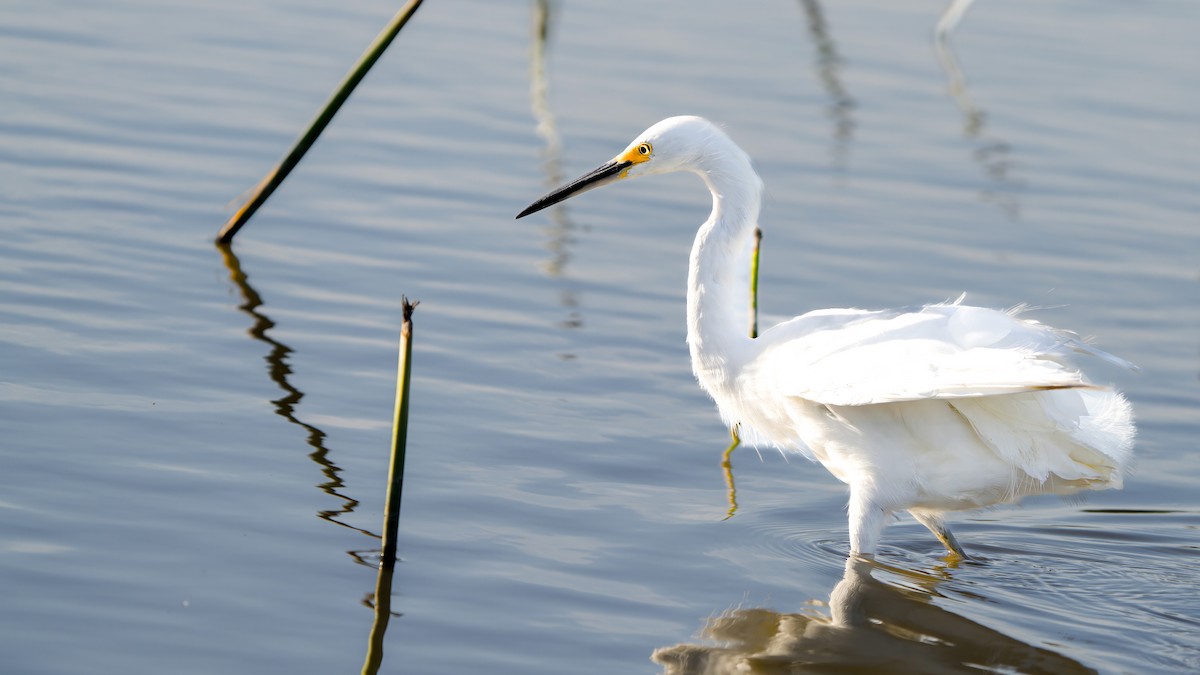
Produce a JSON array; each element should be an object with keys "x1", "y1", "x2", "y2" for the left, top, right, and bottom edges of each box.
[{"x1": 1, "y1": 0, "x2": 1197, "y2": 673}]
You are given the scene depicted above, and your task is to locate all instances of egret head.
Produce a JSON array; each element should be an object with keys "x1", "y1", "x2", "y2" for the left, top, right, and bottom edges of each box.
[{"x1": 516, "y1": 115, "x2": 722, "y2": 219}]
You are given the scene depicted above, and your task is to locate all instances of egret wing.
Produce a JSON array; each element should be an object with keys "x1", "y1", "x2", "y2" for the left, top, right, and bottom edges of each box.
[{"x1": 757, "y1": 302, "x2": 1126, "y2": 407}]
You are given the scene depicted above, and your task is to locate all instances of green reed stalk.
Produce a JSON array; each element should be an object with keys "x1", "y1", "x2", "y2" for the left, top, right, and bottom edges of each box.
[
  {"x1": 217, "y1": 0, "x2": 426, "y2": 244},
  {"x1": 361, "y1": 297, "x2": 417, "y2": 674},
  {"x1": 382, "y1": 297, "x2": 417, "y2": 565},
  {"x1": 749, "y1": 227, "x2": 762, "y2": 339}
]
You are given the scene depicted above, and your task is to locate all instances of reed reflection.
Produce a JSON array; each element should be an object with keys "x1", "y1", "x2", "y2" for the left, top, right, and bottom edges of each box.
[
  {"x1": 217, "y1": 243, "x2": 378, "y2": 552},
  {"x1": 797, "y1": 0, "x2": 856, "y2": 169},
  {"x1": 934, "y1": 0, "x2": 1022, "y2": 218},
  {"x1": 653, "y1": 555, "x2": 1093, "y2": 674},
  {"x1": 361, "y1": 559, "x2": 399, "y2": 675},
  {"x1": 530, "y1": 0, "x2": 584, "y2": 334}
]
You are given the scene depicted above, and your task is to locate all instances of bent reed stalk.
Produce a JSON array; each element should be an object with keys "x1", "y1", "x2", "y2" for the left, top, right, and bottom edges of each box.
[{"x1": 217, "y1": 0, "x2": 426, "y2": 244}]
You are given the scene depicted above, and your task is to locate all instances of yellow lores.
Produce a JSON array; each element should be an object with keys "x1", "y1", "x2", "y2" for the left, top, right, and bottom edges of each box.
[{"x1": 618, "y1": 142, "x2": 653, "y2": 177}]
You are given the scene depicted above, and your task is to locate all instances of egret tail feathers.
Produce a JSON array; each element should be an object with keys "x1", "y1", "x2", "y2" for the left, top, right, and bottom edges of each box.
[{"x1": 949, "y1": 388, "x2": 1133, "y2": 499}]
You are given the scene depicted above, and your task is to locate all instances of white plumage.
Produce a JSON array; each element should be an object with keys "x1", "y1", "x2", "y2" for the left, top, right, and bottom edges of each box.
[{"x1": 518, "y1": 116, "x2": 1135, "y2": 557}]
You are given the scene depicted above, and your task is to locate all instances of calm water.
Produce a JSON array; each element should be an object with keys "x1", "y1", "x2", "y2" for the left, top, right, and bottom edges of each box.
[{"x1": 2, "y1": 0, "x2": 1198, "y2": 673}]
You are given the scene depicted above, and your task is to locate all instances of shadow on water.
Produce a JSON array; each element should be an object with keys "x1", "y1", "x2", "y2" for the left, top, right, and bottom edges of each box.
[
  {"x1": 529, "y1": 0, "x2": 584, "y2": 337},
  {"x1": 933, "y1": 0, "x2": 1022, "y2": 218},
  {"x1": 653, "y1": 555, "x2": 1094, "y2": 674},
  {"x1": 797, "y1": 0, "x2": 856, "y2": 170},
  {"x1": 217, "y1": 243, "x2": 380, "y2": 557}
]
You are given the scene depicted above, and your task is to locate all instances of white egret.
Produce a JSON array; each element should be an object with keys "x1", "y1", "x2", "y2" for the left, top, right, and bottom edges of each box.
[{"x1": 516, "y1": 116, "x2": 1134, "y2": 557}]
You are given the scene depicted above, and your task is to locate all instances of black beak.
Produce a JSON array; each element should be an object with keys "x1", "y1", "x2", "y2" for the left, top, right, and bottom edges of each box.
[{"x1": 516, "y1": 160, "x2": 632, "y2": 219}]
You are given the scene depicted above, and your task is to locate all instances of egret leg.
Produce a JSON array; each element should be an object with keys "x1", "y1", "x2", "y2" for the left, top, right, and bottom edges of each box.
[
  {"x1": 910, "y1": 511, "x2": 968, "y2": 559},
  {"x1": 848, "y1": 490, "x2": 888, "y2": 557}
]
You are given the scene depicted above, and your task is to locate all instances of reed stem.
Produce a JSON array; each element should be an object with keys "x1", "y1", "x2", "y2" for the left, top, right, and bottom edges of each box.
[
  {"x1": 381, "y1": 297, "x2": 417, "y2": 565},
  {"x1": 217, "y1": 0, "x2": 426, "y2": 244},
  {"x1": 360, "y1": 296, "x2": 417, "y2": 675},
  {"x1": 749, "y1": 227, "x2": 762, "y2": 339}
]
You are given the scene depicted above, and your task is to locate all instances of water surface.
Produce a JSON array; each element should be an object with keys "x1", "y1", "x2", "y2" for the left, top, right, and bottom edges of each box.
[{"x1": 1, "y1": 0, "x2": 1197, "y2": 673}]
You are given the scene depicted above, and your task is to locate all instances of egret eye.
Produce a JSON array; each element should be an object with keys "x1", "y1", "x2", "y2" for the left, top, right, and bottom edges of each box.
[{"x1": 637, "y1": 143, "x2": 652, "y2": 156}]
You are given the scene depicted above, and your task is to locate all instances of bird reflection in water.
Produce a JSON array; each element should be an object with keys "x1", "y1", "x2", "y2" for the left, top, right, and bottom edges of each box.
[
  {"x1": 653, "y1": 556, "x2": 1094, "y2": 674},
  {"x1": 529, "y1": 0, "x2": 585, "y2": 337},
  {"x1": 797, "y1": 0, "x2": 856, "y2": 170},
  {"x1": 217, "y1": 243, "x2": 379, "y2": 562},
  {"x1": 934, "y1": 0, "x2": 1022, "y2": 218}
]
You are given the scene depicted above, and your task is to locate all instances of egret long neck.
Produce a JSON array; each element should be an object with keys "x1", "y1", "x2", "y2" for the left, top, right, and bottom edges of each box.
[{"x1": 686, "y1": 157, "x2": 762, "y2": 395}]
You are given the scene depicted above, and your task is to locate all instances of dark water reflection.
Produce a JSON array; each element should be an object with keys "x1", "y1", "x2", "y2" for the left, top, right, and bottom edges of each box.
[
  {"x1": 361, "y1": 560, "x2": 399, "y2": 675},
  {"x1": 654, "y1": 556, "x2": 1093, "y2": 674},
  {"x1": 223, "y1": 242, "x2": 404, "y2": 672},
  {"x1": 218, "y1": 243, "x2": 379, "y2": 555}
]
